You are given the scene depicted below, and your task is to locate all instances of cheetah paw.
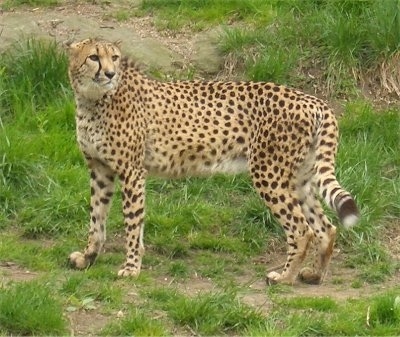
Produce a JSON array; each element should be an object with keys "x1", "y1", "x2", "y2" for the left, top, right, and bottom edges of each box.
[
  {"x1": 298, "y1": 267, "x2": 322, "y2": 285},
  {"x1": 266, "y1": 271, "x2": 282, "y2": 285},
  {"x1": 68, "y1": 251, "x2": 88, "y2": 270},
  {"x1": 117, "y1": 266, "x2": 141, "y2": 277},
  {"x1": 266, "y1": 271, "x2": 295, "y2": 285}
]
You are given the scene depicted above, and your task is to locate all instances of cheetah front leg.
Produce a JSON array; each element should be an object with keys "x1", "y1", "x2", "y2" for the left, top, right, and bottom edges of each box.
[
  {"x1": 117, "y1": 168, "x2": 146, "y2": 277},
  {"x1": 69, "y1": 160, "x2": 115, "y2": 270}
]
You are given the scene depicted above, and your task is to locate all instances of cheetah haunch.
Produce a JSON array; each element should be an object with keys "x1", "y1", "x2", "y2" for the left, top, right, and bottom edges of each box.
[{"x1": 67, "y1": 38, "x2": 359, "y2": 285}]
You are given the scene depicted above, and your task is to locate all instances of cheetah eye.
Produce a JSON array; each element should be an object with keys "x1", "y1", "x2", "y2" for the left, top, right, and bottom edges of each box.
[
  {"x1": 88, "y1": 55, "x2": 99, "y2": 62},
  {"x1": 112, "y1": 55, "x2": 119, "y2": 62}
]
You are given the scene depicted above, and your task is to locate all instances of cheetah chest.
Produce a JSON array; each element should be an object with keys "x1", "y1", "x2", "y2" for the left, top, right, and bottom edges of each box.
[{"x1": 76, "y1": 118, "x2": 105, "y2": 160}]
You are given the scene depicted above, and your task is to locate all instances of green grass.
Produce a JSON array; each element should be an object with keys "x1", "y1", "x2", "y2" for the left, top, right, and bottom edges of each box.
[
  {"x1": 0, "y1": 281, "x2": 66, "y2": 335},
  {"x1": 101, "y1": 309, "x2": 169, "y2": 336},
  {"x1": 138, "y1": 0, "x2": 400, "y2": 96},
  {"x1": 370, "y1": 293, "x2": 400, "y2": 327},
  {"x1": 141, "y1": 289, "x2": 270, "y2": 336},
  {"x1": 0, "y1": 39, "x2": 86, "y2": 237},
  {"x1": 138, "y1": 0, "x2": 276, "y2": 31},
  {"x1": 335, "y1": 103, "x2": 400, "y2": 281},
  {"x1": 1, "y1": 0, "x2": 59, "y2": 9},
  {"x1": 0, "y1": 14, "x2": 399, "y2": 337},
  {"x1": 166, "y1": 291, "x2": 267, "y2": 335},
  {"x1": 279, "y1": 296, "x2": 338, "y2": 312}
]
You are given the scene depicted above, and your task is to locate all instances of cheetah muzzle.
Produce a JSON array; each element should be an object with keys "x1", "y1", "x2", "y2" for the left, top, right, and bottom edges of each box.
[{"x1": 67, "y1": 38, "x2": 360, "y2": 285}]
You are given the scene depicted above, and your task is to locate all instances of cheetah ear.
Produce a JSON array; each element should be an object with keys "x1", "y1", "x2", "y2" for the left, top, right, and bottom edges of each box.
[
  {"x1": 64, "y1": 39, "x2": 92, "y2": 53},
  {"x1": 62, "y1": 38, "x2": 75, "y2": 52},
  {"x1": 114, "y1": 39, "x2": 122, "y2": 49}
]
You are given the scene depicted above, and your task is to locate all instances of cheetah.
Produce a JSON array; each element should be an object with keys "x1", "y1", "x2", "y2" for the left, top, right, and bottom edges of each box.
[{"x1": 67, "y1": 38, "x2": 359, "y2": 285}]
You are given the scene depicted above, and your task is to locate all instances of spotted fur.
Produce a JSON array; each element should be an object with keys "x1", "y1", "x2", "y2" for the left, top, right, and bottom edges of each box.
[{"x1": 67, "y1": 38, "x2": 359, "y2": 284}]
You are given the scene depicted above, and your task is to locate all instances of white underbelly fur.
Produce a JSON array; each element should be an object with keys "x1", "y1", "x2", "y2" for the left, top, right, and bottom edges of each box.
[
  {"x1": 145, "y1": 155, "x2": 248, "y2": 178},
  {"x1": 200, "y1": 156, "x2": 248, "y2": 175}
]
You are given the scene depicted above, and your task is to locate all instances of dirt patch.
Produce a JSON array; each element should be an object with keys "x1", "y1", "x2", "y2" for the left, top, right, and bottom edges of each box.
[
  {"x1": 67, "y1": 309, "x2": 111, "y2": 337},
  {"x1": 0, "y1": 262, "x2": 39, "y2": 283},
  {"x1": 384, "y1": 219, "x2": 400, "y2": 261},
  {"x1": 164, "y1": 274, "x2": 218, "y2": 297}
]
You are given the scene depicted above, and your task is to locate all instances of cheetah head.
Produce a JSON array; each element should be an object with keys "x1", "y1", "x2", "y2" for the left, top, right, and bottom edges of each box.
[{"x1": 67, "y1": 38, "x2": 122, "y2": 100}]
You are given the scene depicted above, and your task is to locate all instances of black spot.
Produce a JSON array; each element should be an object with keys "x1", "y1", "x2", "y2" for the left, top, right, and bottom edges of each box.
[
  {"x1": 322, "y1": 178, "x2": 335, "y2": 186},
  {"x1": 126, "y1": 212, "x2": 135, "y2": 219},
  {"x1": 237, "y1": 136, "x2": 245, "y2": 144},
  {"x1": 97, "y1": 180, "x2": 106, "y2": 189},
  {"x1": 318, "y1": 166, "x2": 331, "y2": 174},
  {"x1": 197, "y1": 145, "x2": 205, "y2": 152}
]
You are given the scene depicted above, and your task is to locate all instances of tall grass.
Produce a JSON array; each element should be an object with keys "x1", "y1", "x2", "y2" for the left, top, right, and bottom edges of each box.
[
  {"x1": 336, "y1": 102, "x2": 399, "y2": 281},
  {"x1": 0, "y1": 281, "x2": 66, "y2": 335},
  {"x1": 139, "y1": 0, "x2": 276, "y2": 31},
  {"x1": 139, "y1": 0, "x2": 400, "y2": 95},
  {"x1": 0, "y1": 39, "x2": 85, "y2": 236},
  {"x1": 0, "y1": 39, "x2": 69, "y2": 118}
]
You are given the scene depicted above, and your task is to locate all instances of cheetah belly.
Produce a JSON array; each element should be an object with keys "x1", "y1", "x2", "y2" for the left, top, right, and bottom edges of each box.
[
  {"x1": 144, "y1": 143, "x2": 248, "y2": 178},
  {"x1": 200, "y1": 156, "x2": 248, "y2": 175}
]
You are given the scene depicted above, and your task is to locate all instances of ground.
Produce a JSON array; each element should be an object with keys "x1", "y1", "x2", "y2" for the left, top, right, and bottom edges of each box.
[
  {"x1": 0, "y1": 1, "x2": 399, "y2": 336},
  {"x1": 1, "y1": 239, "x2": 399, "y2": 335},
  {"x1": 0, "y1": 1, "x2": 222, "y2": 76}
]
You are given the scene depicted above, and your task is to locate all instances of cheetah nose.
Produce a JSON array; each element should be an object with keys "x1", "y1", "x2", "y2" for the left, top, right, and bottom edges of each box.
[{"x1": 105, "y1": 71, "x2": 115, "y2": 79}]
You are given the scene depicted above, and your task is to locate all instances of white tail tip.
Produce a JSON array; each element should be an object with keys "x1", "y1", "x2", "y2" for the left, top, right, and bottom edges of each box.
[{"x1": 342, "y1": 214, "x2": 359, "y2": 229}]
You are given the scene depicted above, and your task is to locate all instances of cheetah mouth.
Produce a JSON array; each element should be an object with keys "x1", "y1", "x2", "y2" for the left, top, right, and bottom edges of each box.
[{"x1": 93, "y1": 78, "x2": 114, "y2": 88}]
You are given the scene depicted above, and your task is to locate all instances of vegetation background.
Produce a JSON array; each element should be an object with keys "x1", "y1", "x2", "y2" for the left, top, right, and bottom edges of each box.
[{"x1": 0, "y1": 0, "x2": 399, "y2": 335}]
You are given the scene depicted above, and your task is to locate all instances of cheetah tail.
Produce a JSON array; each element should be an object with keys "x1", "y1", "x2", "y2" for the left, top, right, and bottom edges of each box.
[{"x1": 314, "y1": 109, "x2": 360, "y2": 229}]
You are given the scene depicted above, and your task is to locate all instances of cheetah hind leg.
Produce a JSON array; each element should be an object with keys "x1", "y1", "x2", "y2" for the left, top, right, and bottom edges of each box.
[
  {"x1": 69, "y1": 251, "x2": 93, "y2": 270},
  {"x1": 69, "y1": 242, "x2": 102, "y2": 270},
  {"x1": 69, "y1": 231, "x2": 105, "y2": 270},
  {"x1": 261, "y1": 191, "x2": 315, "y2": 285},
  {"x1": 297, "y1": 182, "x2": 337, "y2": 284},
  {"x1": 298, "y1": 224, "x2": 336, "y2": 284}
]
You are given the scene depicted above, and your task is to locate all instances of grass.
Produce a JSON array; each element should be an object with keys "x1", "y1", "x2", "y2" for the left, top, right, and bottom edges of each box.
[
  {"x1": 0, "y1": 281, "x2": 66, "y2": 335},
  {"x1": 165, "y1": 291, "x2": 268, "y2": 335},
  {"x1": 336, "y1": 103, "x2": 400, "y2": 282},
  {"x1": 0, "y1": 0, "x2": 59, "y2": 9},
  {"x1": 101, "y1": 309, "x2": 169, "y2": 336},
  {"x1": 137, "y1": 0, "x2": 400, "y2": 96},
  {"x1": 137, "y1": 0, "x2": 277, "y2": 31},
  {"x1": 0, "y1": 3, "x2": 399, "y2": 335}
]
